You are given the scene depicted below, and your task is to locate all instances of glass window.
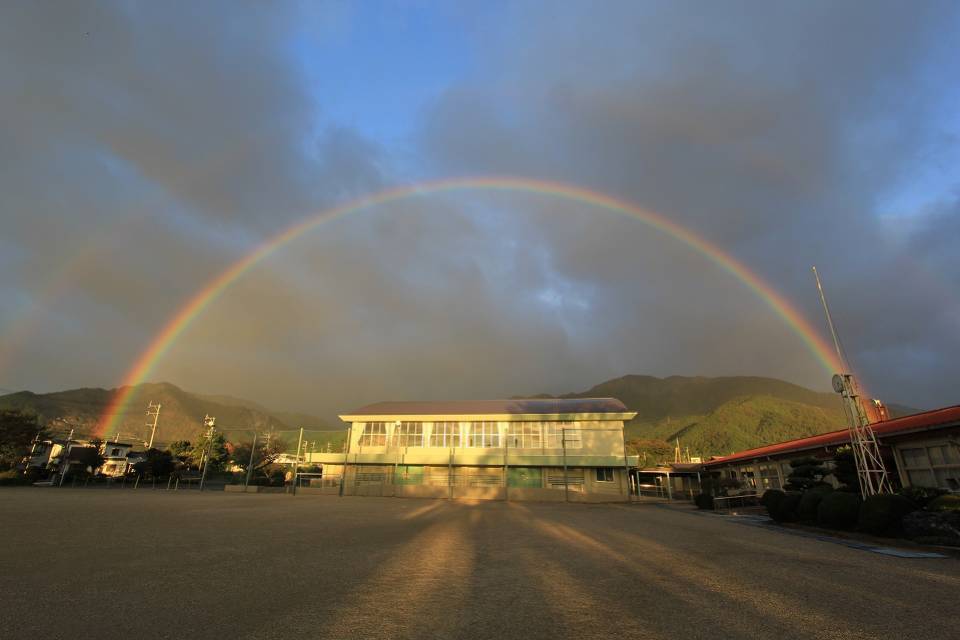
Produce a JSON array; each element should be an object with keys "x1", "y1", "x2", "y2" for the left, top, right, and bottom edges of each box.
[
  {"x1": 429, "y1": 422, "x2": 460, "y2": 448},
  {"x1": 900, "y1": 448, "x2": 929, "y2": 469},
  {"x1": 359, "y1": 422, "x2": 387, "y2": 447},
  {"x1": 543, "y1": 422, "x2": 581, "y2": 449},
  {"x1": 506, "y1": 422, "x2": 542, "y2": 449},
  {"x1": 393, "y1": 422, "x2": 423, "y2": 447},
  {"x1": 934, "y1": 469, "x2": 959, "y2": 491},
  {"x1": 595, "y1": 468, "x2": 614, "y2": 482},
  {"x1": 467, "y1": 422, "x2": 500, "y2": 448},
  {"x1": 907, "y1": 468, "x2": 936, "y2": 488}
]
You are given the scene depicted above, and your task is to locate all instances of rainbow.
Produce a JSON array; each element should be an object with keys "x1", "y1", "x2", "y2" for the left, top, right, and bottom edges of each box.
[{"x1": 97, "y1": 177, "x2": 844, "y2": 436}]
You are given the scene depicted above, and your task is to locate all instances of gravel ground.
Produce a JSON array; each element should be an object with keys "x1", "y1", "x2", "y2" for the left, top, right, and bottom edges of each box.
[{"x1": 1, "y1": 488, "x2": 957, "y2": 640}]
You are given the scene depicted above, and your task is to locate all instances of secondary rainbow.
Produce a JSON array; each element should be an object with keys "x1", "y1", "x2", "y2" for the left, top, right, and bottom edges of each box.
[{"x1": 97, "y1": 177, "x2": 844, "y2": 436}]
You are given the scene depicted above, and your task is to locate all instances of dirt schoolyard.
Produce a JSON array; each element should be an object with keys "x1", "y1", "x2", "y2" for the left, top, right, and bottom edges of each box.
[{"x1": 1, "y1": 488, "x2": 957, "y2": 639}]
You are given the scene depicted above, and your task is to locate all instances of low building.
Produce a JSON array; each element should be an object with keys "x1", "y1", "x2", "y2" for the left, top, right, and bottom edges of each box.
[
  {"x1": 304, "y1": 398, "x2": 638, "y2": 501},
  {"x1": 22, "y1": 439, "x2": 65, "y2": 472},
  {"x1": 99, "y1": 441, "x2": 135, "y2": 477},
  {"x1": 704, "y1": 405, "x2": 960, "y2": 494}
]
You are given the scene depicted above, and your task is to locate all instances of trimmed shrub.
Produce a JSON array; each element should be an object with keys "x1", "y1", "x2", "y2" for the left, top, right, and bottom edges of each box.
[
  {"x1": 770, "y1": 492, "x2": 802, "y2": 523},
  {"x1": 694, "y1": 493, "x2": 714, "y2": 510},
  {"x1": 858, "y1": 494, "x2": 919, "y2": 536},
  {"x1": 817, "y1": 491, "x2": 862, "y2": 530},
  {"x1": 761, "y1": 489, "x2": 785, "y2": 517},
  {"x1": 797, "y1": 485, "x2": 833, "y2": 522},
  {"x1": 0, "y1": 470, "x2": 33, "y2": 486},
  {"x1": 903, "y1": 510, "x2": 960, "y2": 545},
  {"x1": 927, "y1": 494, "x2": 960, "y2": 512},
  {"x1": 898, "y1": 486, "x2": 946, "y2": 508}
]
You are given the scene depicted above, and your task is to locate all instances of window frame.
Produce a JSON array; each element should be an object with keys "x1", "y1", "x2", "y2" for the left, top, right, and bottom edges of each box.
[
  {"x1": 595, "y1": 467, "x2": 614, "y2": 483},
  {"x1": 467, "y1": 421, "x2": 501, "y2": 448},
  {"x1": 393, "y1": 422, "x2": 423, "y2": 448},
  {"x1": 359, "y1": 422, "x2": 387, "y2": 447},
  {"x1": 506, "y1": 422, "x2": 542, "y2": 449},
  {"x1": 428, "y1": 422, "x2": 461, "y2": 448},
  {"x1": 543, "y1": 422, "x2": 581, "y2": 449}
]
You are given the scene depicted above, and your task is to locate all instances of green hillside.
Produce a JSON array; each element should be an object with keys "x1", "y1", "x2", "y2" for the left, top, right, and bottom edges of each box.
[
  {"x1": 552, "y1": 374, "x2": 913, "y2": 458},
  {"x1": 0, "y1": 383, "x2": 331, "y2": 448},
  {"x1": 631, "y1": 395, "x2": 846, "y2": 457}
]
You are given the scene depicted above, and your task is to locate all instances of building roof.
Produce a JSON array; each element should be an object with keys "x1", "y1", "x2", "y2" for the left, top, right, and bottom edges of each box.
[
  {"x1": 342, "y1": 397, "x2": 631, "y2": 419},
  {"x1": 704, "y1": 405, "x2": 960, "y2": 467}
]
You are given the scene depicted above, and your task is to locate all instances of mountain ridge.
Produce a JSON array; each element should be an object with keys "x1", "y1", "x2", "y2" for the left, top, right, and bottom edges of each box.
[{"x1": 1, "y1": 375, "x2": 920, "y2": 457}]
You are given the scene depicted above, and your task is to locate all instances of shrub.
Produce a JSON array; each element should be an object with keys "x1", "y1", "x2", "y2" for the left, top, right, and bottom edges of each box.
[
  {"x1": 785, "y1": 457, "x2": 827, "y2": 491},
  {"x1": 817, "y1": 491, "x2": 862, "y2": 530},
  {"x1": 902, "y1": 510, "x2": 960, "y2": 545},
  {"x1": 769, "y1": 492, "x2": 802, "y2": 522},
  {"x1": 927, "y1": 494, "x2": 960, "y2": 512},
  {"x1": 898, "y1": 486, "x2": 947, "y2": 508},
  {"x1": 858, "y1": 494, "x2": 919, "y2": 536},
  {"x1": 797, "y1": 485, "x2": 833, "y2": 522},
  {"x1": 693, "y1": 493, "x2": 714, "y2": 510},
  {"x1": 761, "y1": 489, "x2": 785, "y2": 515},
  {"x1": 0, "y1": 470, "x2": 32, "y2": 486}
]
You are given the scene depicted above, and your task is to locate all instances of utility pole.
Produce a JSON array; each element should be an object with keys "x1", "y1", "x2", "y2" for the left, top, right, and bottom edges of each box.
[
  {"x1": 145, "y1": 402, "x2": 162, "y2": 449},
  {"x1": 199, "y1": 415, "x2": 216, "y2": 491},
  {"x1": 812, "y1": 267, "x2": 891, "y2": 498}
]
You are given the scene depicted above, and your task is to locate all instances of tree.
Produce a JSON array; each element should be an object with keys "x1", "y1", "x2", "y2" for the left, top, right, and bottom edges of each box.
[
  {"x1": 168, "y1": 440, "x2": 192, "y2": 464},
  {"x1": 784, "y1": 456, "x2": 827, "y2": 491},
  {"x1": 830, "y1": 446, "x2": 859, "y2": 491},
  {"x1": 228, "y1": 435, "x2": 284, "y2": 474},
  {"x1": 0, "y1": 410, "x2": 44, "y2": 471},
  {"x1": 133, "y1": 448, "x2": 175, "y2": 478},
  {"x1": 190, "y1": 431, "x2": 228, "y2": 471},
  {"x1": 626, "y1": 438, "x2": 673, "y2": 466}
]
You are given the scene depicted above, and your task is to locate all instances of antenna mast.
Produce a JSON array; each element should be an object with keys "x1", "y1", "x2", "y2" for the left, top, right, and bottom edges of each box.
[
  {"x1": 812, "y1": 267, "x2": 891, "y2": 498},
  {"x1": 145, "y1": 402, "x2": 162, "y2": 449}
]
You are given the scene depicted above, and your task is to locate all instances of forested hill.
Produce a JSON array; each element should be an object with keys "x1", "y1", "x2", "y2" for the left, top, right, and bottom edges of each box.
[
  {"x1": 551, "y1": 375, "x2": 916, "y2": 458},
  {"x1": 0, "y1": 383, "x2": 327, "y2": 446}
]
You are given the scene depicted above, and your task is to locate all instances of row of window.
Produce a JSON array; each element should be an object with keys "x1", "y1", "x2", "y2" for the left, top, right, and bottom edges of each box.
[
  {"x1": 357, "y1": 421, "x2": 584, "y2": 449},
  {"x1": 899, "y1": 443, "x2": 960, "y2": 491}
]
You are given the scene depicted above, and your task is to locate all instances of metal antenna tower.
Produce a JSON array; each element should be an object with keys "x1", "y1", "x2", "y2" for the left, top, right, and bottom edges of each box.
[
  {"x1": 145, "y1": 402, "x2": 162, "y2": 449},
  {"x1": 812, "y1": 267, "x2": 891, "y2": 498}
]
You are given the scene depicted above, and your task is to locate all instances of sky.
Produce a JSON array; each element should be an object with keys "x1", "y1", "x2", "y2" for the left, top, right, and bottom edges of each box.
[{"x1": 1, "y1": 1, "x2": 959, "y2": 419}]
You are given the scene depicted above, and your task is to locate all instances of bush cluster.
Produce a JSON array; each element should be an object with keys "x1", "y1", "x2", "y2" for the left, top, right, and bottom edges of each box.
[
  {"x1": 817, "y1": 491, "x2": 862, "y2": 530},
  {"x1": 763, "y1": 477, "x2": 956, "y2": 543},
  {"x1": 0, "y1": 470, "x2": 33, "y2": 486},
  {"x1": 797, "y1": 484, "x2": 833, "y2": 521},
  {"x1": 858, "y1": 494, "x2": 919, "y2": 536},
  {"x1": 897, "y1": 485, "x2": 946, "y2": 507},
  {"x1": 926, "y1": 494, "x2": 960, "y2": 512}
]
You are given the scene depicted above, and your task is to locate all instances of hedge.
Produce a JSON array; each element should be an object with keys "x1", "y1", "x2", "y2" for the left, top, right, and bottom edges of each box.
[
  {"x1": 927, "y1": 494, "x2": 960, "y2": 512},
  {"x1": 768, "y1": 492, "x2": 802, "y2": 522},
  {"x1": 797, "y1": 485, "x2": 833, "y2": 522},
  {"x1": 817, "y1": 491, "x2": 862, "y2": 530},
  {"x1": 858, "y1": 493, "x2": 919, "y2": 536}
]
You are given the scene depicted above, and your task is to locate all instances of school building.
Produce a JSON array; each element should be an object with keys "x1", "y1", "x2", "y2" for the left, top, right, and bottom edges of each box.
[
  {"x1": 304, "y1": 398, "x2": 638, "y2": 501},
  {"x1": 703, "y1": 405, "x2": 960, "y2": 493}
]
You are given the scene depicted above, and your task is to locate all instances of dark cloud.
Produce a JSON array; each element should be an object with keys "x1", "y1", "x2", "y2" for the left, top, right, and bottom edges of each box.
[{"x1": 1, "y1": 1, "x2": 958, "y2": 418}]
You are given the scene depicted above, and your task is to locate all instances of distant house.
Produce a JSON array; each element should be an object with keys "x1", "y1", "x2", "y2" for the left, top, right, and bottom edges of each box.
[{"x1": 99, "y1": 441, "x2": 135, "y2": 477}]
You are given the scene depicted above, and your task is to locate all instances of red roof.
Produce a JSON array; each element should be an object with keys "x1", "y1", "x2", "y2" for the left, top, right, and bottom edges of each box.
[{"x1": 704, "y1": 405, "x2": 960, "y2": 467}]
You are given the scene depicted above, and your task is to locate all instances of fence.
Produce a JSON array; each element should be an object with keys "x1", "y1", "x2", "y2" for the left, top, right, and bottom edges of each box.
[{"x1": 39, "y1": 425, "x2": 700, "y2": 504}]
